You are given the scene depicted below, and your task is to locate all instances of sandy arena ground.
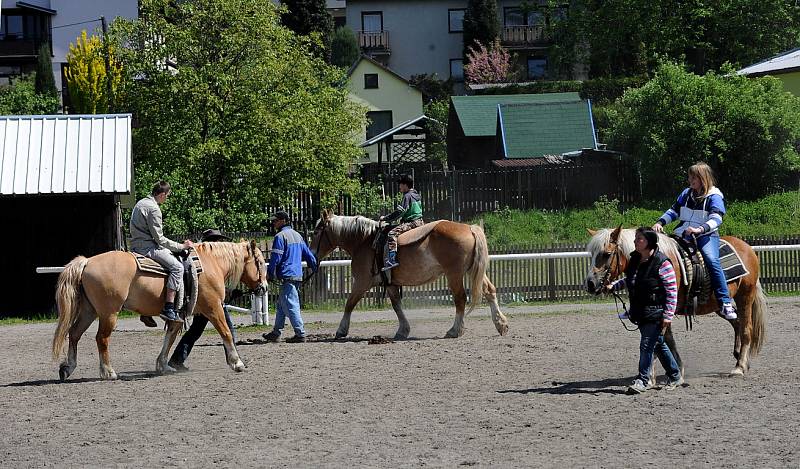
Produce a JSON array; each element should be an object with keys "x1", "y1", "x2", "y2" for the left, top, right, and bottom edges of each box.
[{"x1": 0, "y1": 297, "x2": 798, "y2": 467}]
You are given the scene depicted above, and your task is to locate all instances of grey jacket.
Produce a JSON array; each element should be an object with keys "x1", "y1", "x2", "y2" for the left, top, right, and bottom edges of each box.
[{"x1": 129, "y1": 195, "x2": 184, "y2": 252}]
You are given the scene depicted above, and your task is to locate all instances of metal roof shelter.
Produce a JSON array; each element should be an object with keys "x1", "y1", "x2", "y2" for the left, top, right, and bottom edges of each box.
[
  {"x1": 737, "y1": 48, "x2": 800, "y2": 77},
  {"x1": 0, "y1": 113, "x2": 132, "y2": 317},
  {"x1": 0, "y1": 114, "x2": 132, "y2": 195}
]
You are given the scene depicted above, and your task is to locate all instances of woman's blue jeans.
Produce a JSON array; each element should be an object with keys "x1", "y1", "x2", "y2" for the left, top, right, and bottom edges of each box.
[
  {"x1": 696, "y1": 234, "x2": 732, "y2": 306},
  {"x1": 637, "y1": 321, "x2": 681, "y2": 383},
  {"x1": 273, "y1": 281, "x2": 305, "y2": 337}
]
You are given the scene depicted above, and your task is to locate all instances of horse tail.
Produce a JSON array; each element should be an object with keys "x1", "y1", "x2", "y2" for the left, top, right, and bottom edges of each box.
[
  {"x1": 466, "y1": 224, "x2": 489, "y2": 315},
  {"x1": 749, "y1": 279, "x2": 767, "y2": 356},
  {"x1": 52, "y1": 256, "x2": 89, "y2": 361}
]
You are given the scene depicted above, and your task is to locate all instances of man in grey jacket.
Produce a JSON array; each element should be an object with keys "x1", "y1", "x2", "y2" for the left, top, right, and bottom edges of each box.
[{"x1": 130, "y1": 180, "x2": 194, "y2": 323}]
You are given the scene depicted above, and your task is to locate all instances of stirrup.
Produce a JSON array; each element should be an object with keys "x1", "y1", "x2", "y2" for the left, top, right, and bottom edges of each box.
[{"x1": 382, "y1": 260, "x2": 399, "y2": 271}]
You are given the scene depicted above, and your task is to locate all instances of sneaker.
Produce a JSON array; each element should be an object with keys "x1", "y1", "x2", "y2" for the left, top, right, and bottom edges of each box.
[
  {"x1": 285, "y1": 335, "x2": 307, "y2": 343},
  {"x1": 721, "y1": 303, "x2": 737, "y2": 320},
  {"x1": 140, "y1": 316, "x2": 158, "y2": 328},
  {"x1": 627, "y1": 378, "x2": 650, "y2": 394},
  {"x1": 262, "y1": 330, "x2": 281, "y2": 342},
  {"x1": 663, "y1": 376, "x2": 684, "y2": 391},
  {"x1": 159, "y1": 308, "x2": 183, "y2": 324},
  {"x1": 382, "y1": 259, "x2": 399, "y2": 272},
  {"x1": 168, "y1": 360, "x2": 189, "y2": 372}
]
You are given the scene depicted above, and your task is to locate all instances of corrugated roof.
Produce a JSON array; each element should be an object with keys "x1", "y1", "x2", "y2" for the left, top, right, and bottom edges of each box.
[
  {"x1": 0, "y1": 114, "x2": 132, "y2": 195},
  {"x1": 360, "y1": 114, "x2": 438, "y2": 147},
  {"x1": 451, "y1": 92, "x2": 581, "y2": 137},
  {"x1": 737, "y1": 48, "x2": 800, "y2": 77},
  {"x1": 490, "y1": 155, "x2": 572, "y2": 168},
  {"x1": 497, "y1": 101, "x2": 597, "y2": 158}
]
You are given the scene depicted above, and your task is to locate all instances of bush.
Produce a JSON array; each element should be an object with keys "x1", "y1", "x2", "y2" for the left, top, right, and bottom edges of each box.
[
  {"x1": 472, "y1": 75, "x2": 647, "y2": 105},
  {"x1": 330, "y1": 26, "x2": 359, "y2": 68},
  {"x1": 0, "y1": 74, "x2": 59, "y2": 115},
  {"x1": 608, "y1": 63, "x2": 800, "y2": 200}
]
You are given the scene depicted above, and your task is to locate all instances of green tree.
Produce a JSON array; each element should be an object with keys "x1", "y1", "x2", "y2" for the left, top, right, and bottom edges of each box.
[
  {"x1": 64, "y1": 30, "x2": 122, "y2": 113},
  {"x1": 0, "y1": 74, "x2": 59, "y2": 115},
  {"x1": 409, "y1": 74, "x2": 453, "y2": 103},
  {"x1": 552, "y1": 0, "x2": 800, "y2": 78},
  {"x1": 34, "y1": 42, "x2": 58, "y2": 99},
  {"x1": 330, "y1": 26, "x2": 360, "y2": 68},
  {"x1": 424, "y1": 100, "x2": 449, "y2": 165},
  {"x1": 111, "y1": 0, "x2": 365, "y2": 233},
  {"x1": 463, "y1": 0, "x2": 499, "y2": 64},
  {"x1": 281, "y1": 0, "x2": 334, "y2": 61},
  {"x1": 608, "y1": 63, "x2": 800, "y2": 200}
]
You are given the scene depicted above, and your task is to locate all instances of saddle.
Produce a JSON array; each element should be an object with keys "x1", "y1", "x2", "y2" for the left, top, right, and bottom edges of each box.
[
  {"x1": 131, "y1": 250, "x2": 204, "y2": 319},
  {"x1": 671, "y1": 235, "x2": 750, "y2": 324}
]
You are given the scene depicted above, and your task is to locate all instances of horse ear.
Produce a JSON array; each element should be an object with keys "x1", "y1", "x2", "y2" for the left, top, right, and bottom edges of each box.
[
  {"x1": 325, "y1": 209, "x2": 334, "y2": 220},
  {"x1": 249, "y1": 239, "x2": 257, "y2": 253},
  {"x1": 587, "y1": 228, "x2": 597, "y2": 237},
  {"x1": 610, "y1": 225, "x2": 623, "y2": 242}
]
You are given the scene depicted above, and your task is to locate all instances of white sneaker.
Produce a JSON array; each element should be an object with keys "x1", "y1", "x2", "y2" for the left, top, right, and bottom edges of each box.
[
  {"x1": 721, "y1": 303, "x2": 737, "y2": 320},
  {"x1": 663, "y1": 376, "x2": 684, "y2": 391},
  {"x1": 627, "y1": 379, "x2": 649, "y2": 394}
]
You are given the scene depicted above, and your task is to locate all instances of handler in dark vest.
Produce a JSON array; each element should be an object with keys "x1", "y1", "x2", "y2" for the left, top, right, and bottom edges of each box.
[
  {"x1": 606, "y1": 227, "x2": 683, "y2": 394},
  {"x1": 129, "y1": 180, "x2": 194, "y2": 324}
]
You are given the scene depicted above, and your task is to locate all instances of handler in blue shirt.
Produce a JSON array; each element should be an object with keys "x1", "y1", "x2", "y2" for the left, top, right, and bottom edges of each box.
[{"x1": 262, "y1": 211, "x2": 318, "y2": 343}]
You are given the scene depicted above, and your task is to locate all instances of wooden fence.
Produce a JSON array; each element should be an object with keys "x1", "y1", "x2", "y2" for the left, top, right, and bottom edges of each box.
[{"x1": 226, "y1": 235, "x2": 800, "y2": 311}]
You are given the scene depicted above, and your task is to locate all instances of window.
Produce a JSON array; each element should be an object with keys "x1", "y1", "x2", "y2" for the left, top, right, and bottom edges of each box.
[
  {"x1": 364, "y1": 73, "x2": 379, "y2": 89},
  {"x1": 366, "y1": 111, "x2": 393, "y2": 140},
  {"x1": 527, "y1": 57, "x2": 547, "y2": 79},
  {"x1": 448, "y1": 9, "x2": 465, "y2": 33},
  {"x1": 450, "y1": 59, "x2": 464, "y2": 82},
  {"x1": 361, "y1": 11, "x2": 383, "y2": 31},
  {"x1": 2, "y1": 16, "x2": 24, "y2": 39},
  {"x1": 503, "y1": 7, "x2": 543, "y2": 26}
]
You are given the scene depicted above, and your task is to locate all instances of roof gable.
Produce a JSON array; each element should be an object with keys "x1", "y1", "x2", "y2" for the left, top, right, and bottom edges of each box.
[
  {"x1": 451, "y1": 92, "x2": 581, "y2": 137},
  {"x1": 497, "y1": 101, "x2": 597, "y2": 158},
  {"x1": 347, "y1": 55, "x2": 411, "y2": 86},
  {"x1": 738, "y1": 47, "x2": 800, "y2": 77}
]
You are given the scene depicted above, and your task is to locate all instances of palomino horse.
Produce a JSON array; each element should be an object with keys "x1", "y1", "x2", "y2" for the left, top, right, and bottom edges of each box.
[
  {"x1": 585, "y1": 227, "x2": 766, "y2": 376},
  {"x1": 52, "y1": 241, "x2": 267, "y2": 380},
  {"x1": 311, "y1": 211, "x2": 509, "y2": 339}
]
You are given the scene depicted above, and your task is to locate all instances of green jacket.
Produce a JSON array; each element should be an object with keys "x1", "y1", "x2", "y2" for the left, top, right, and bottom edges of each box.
[{"x1": 385, "y1": 189, "x2": 423, "y2": 223}]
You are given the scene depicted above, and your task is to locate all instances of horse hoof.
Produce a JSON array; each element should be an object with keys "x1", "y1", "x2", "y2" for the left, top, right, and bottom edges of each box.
[
  {"x1": 728, "y1": 367, "x2": 745, "y2": 377},
  {"x1": 496, "y1": 324, "x2": 509, "y2": 336},
  {"x1": 59, "y1": 365, "x2": 70, "y2": 382},
  {"x1": 393, "y1": 333, "x2": 409, "y2": 340},
  {"x1": 100, "y1": 370, "x2": 118, "y2": 380},
  {"x1": 233, "y1": 361, "x2": 246, "y2": 372},
  {"x1": 335, "y1": 332, "x2": 347, "y2": 339},
  {"x1": 444, "y1": 330, "x2": 460, "y2": 338}
]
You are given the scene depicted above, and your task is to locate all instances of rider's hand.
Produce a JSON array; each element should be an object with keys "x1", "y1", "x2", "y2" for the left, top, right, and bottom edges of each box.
[
  {"x1": 183, "y1": 239, "x2": 195, "y2": 249},
  {"x1": 684, "y1": 226, "x2": 703, "y2": 236},
  {"x1": 603, "y1": 284, "x2": 614, "y2": 293},
  {"x1": 651, "y1": 223, "x2": 664, "y2": 233},
  {"x1": 379, "y1": 216, "x2": 385, "y2": 222}
]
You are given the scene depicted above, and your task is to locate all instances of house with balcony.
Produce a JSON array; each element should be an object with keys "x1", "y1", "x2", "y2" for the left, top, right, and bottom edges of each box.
[
  {"x1": 0, "y1": 1, "x2": 138, "y2": 96},
  {"x1": 345, "y1": 0, "x2": 575, "y2": 87}
]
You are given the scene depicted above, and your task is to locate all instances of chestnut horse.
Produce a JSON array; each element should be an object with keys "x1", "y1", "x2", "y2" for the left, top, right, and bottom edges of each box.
[
  {"x1": 52, "y1": 240, "x2": 267, "y2": 380},
  {"x1": 585, "y1": 227, "x2": 766, "y2": 376},
  {"x1": 311, "y1": 211, "x2": 509, "y2": 339}
]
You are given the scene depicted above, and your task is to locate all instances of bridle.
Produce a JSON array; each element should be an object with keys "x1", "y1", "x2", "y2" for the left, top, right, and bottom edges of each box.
[
  {"x1": 246, "y1": 243, "x2": 266, "y2": 294},
  {"x1": 597, "y1": 240, "x2": 638, "y2": 331},
  {"x1": 302, "y1": 218, "x2": 333, "y2": 285}
]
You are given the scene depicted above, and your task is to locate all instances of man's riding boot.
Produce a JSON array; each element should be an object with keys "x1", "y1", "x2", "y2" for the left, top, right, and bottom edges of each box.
[
  {"x1": 160, "y1": 307, "x2": 183, "y2": 323},
  {"x1": 382, "y1": 251, "x2": 399, "y2": 271}
]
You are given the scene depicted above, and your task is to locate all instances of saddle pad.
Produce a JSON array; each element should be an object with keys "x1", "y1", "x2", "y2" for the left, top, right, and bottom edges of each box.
[
  {"x1": 131, "y1": 252, "x2": 204, "y2": 276},
  {"x1": 720, "y1": 239, "x2": 748, "y2": 283}
]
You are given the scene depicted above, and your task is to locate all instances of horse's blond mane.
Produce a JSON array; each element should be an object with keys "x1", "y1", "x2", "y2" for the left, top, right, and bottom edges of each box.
[
  {"x1": 588, "y1": 228, "x2": 678, "y2": 261},
  {"x1": 196, "y1": 241, "x2": 246, "y2": 287},
  {"x1": 329, "y1": 215, "x2": 379, "y2": 243}
]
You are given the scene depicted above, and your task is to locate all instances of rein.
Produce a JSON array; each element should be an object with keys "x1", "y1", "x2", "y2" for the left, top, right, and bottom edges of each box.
[
  {"x1": 303, "y1": 220, "x2": 334, "y2": 285},
  {"x1": 599, "y1": 242, "x2": 638, "y2": 332}
]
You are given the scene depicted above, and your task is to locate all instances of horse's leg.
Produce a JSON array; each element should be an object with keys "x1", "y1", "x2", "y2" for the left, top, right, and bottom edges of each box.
[
  {"x1": 386, "y1": 285, "x2": 410, "y2": 339},
  {"x1": 336, "y1": 285, "x2": 369, "y2": 339},
  {"x1": 483, "y1": 276, "x2": 509, "y2": 336},
  {"x1": 95, "y1": 312, "x2": 119, "y2": 380},
  {"x1": 663, "y1": 324, "x2": 684, "y2": 378},
  {"x1": 59, "y1": 302, "x2": 96, "y2": 381},
  {"x1": 445, "y1": 272, "x2": 467, "y2": 338},
  {"x1": 155, "y1": 320, "x2": 184, "y2": 374},
  {"x1": 729, "y1": 299, "x2": 751, "y2": 377},
  {"x1": 206, "y1": 305, "x2": 245, "y2": 372}
]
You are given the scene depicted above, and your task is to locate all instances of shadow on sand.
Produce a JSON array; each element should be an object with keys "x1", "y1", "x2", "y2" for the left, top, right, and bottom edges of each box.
[
  {"x1": 3, "y1": 370, "x2": 163, "y2": 387},
  {"x1": 497, "y1": 377, "x2": 634, "y2": 395}
]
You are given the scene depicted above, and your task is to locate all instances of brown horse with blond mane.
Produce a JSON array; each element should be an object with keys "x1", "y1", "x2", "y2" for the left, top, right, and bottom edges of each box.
[
  {"x1": 52, "y1": 240, "x2": 267, "y2": 380},
  {"x1": 311, "y1": 210, "x2": 509, "y2": 339},
  {"x1": 585, "y1": 226, "x2": 766, "y2": 376}
]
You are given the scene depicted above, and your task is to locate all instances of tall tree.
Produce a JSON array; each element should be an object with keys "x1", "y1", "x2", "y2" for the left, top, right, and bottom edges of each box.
[
  {"x1": 551, "y1": 0, "x2": 800, "y2": 78},
  {"x1": 34, "y1": 42, "x2": 58, "y2": 99},
  {"x1": 281, "y1": 0, "x2": 334, "y2": 61},
  {"x1": 330, "y1": 26, "x2": 360, "y2": 68},
  {"x1": 64, "y1": 30, "x2": 122, "y2": 113},
  {"x1": 463, "y1": 0, "x2": 499, "y2": 64},
  {"x1": 110, "y1": 0, "x2": 365, "y2": 233}
]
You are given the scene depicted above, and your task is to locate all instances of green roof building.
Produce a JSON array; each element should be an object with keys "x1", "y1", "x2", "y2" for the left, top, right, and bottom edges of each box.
[{"x1": 447, "y1": 93, "x2": 597, "y2": 168}]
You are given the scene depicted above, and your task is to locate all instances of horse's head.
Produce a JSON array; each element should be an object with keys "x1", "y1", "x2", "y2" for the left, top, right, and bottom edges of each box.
[
  {"x1": 310, "y1": 209, "x2": 338, "y2": 260},
  {"x1": 584, "y1": 225, "x2": 628, "y2": 295},
  {"x1": 240, "y1": 239, "x2": 267, "y2": 293}
]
